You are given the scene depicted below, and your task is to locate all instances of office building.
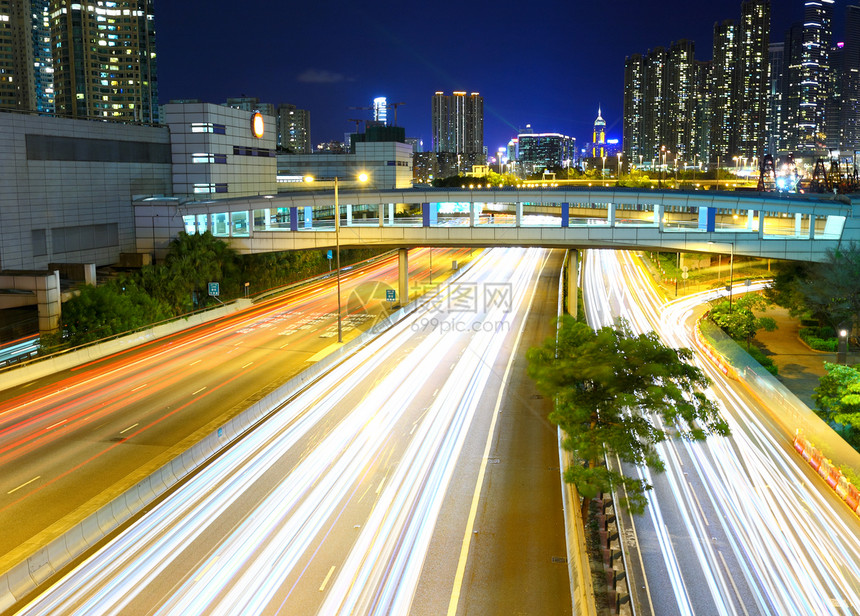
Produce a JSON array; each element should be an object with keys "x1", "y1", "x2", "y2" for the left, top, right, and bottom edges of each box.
[
  {"x1": 50, "y1": 0, "x2": 158, "y2": 123},
  {"x1": 591, "y1": 108, "x2": 606, "y2": 158},
  {"x1": 517, "y1": 132, "x2": 574, "y2": 176}
]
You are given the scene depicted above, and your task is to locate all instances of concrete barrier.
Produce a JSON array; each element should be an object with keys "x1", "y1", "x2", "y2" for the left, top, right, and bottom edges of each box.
[
  {"x1": 0, "y1": 259, "x2": 479, "y2": 611},
  {"x1": 0, "y1": 299, "x2": 253, "y2": 393}
]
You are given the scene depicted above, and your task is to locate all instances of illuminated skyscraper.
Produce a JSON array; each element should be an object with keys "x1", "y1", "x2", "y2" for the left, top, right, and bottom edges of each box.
[
  {"x1": 666, "y1": 39, "x2": 696, "y2": 161},
  {"x1": 642, "y1": 46, "x2": 667, "y2": 162},
  {"x1": 373, "y1": 96, "x2": 387, "y2": 125},
  {"x1": 50, "y1": 0, "x2": 158, "y2": 123},
  {"x1": 32, "y1": 0, "x2": 53, "y2": 113},
  {"x1": 591, "y1": 107, "x2": 606, "y2": 157},
  {"x1": 711, "y1": 20, "x2": 739, "y2": 162}
]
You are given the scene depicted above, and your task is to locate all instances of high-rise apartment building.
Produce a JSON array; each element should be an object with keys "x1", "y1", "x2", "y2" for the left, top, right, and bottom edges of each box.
[
  {"x1": 0, "y1": 0, "x2": 35, "y2": 110},
  {"x1": 31, "y1": 0, "x2": 53, "y2": 113},
  {"x1": 766, "y1": 41, "x2": 784, "y2": 154},
  {"x1": 622, "y1": 53, "x2": 645, "y2": 167},
  {"x1": 431, "y1": 91, "x2": 484, "y2": 175},
  {"x1": 666, "y1": 39, "x2": 696, "y2": 161},
  {"x1": 711, "y1": 20, "x2": 739, "y2": 162},
  {"x1": 50, "y1": 0, "x2": 158, "y2": 123},
  {"x1": 276, "y1": 103, "x2": 311, "y2": 153},
  {"x1": 789, "y1": 0, "x2": 835, "y2": 152},
  {"x1": 736, "y1": 0, "x2": 770, "y2": 159},
  {"x1": 642, "y1": 47, "x2": 667, "y2": 163}
]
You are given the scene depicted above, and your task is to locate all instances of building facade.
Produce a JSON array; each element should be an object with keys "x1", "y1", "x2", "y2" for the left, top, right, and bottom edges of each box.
[
  {"x1": 517, "y1": 132, "x2": 574, "y2": 176},
  {"x1": 164, "y1": 102, "x2": 277, "y2": 199},
  {"x1": 50, "y1": 0, "x2": 158, "y2": 123},
  {"x1": 0, "y1": 111, "x2": 171, "y2": 271},
  {"x1": 276, "y1": 103, "x2": 311, "y2": 153}
]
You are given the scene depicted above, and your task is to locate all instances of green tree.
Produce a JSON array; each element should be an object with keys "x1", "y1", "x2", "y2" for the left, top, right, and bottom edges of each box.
[
  {"x1": 55, "y1": 277, "x2": 172, "y2": 347},
  {"x1": 813, "y1": 362, "x2": 860, "y2": 431},
  {"x1": 708, "y1": 293, "x2": 777, "y2": 349},
  {"x1": 163, "y1": 231, "x2": 240, "y2": 310},
  {"x1": 527, "y1": 317, "x2": 728, "y2": 517}
]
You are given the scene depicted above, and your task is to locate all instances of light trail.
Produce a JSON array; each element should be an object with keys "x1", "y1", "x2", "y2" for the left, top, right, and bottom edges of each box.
[
  {"x1": 582, "y1": 249, "x2": 860, "y2": 616},
  {"x1": 14, "y1": 248, "x2": 551, "y2": 615}
]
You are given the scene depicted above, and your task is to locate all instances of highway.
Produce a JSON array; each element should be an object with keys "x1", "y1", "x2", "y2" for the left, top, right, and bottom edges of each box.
[
  {"x1": 583, "y1": 249, "x2": 860, "y2": 616},
  {"x1": 0, "y1": 248, "x2": 472, "y2": 562},
  {"x1": 10, "y1": 247, "x2": 571, "y2": 615}
]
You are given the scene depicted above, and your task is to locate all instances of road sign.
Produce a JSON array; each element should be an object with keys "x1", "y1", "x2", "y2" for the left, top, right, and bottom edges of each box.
[
  {"x1": 208, "y1": 282, "x2": 220, "y2": 297},
  {"x1": 327, "y1": 250, "x2": 333, "y2": 260},
  {"x1": 386, "y1": 289, "x2": 396, "y2": 302},
  {"x1": 681, "y1": 272, "x2": 689, "y2": 280}
]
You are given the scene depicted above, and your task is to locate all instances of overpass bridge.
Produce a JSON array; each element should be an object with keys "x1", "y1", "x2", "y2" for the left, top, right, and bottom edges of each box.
[
  {"x1": 136, "y1": 186, "x2": 859, "y2": 264},
  {"x1": 134, "y1": 186, "x2": 859, "y2": 320}
]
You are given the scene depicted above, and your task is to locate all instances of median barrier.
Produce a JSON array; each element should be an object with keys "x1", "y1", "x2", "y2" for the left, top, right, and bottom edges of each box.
[{"x1": 0, "y1": 255, "x2": 481, "y2": 611}]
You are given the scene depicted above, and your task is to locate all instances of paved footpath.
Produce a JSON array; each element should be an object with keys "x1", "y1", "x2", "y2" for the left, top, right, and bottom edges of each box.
[{"x1": 754, "y1": 306, "x2": 858, "y2": 409}]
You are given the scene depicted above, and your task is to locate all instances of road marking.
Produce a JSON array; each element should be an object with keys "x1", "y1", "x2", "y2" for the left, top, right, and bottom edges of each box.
[
  {"x1": 688, "y1": 480, "x2": 709, "y2": 526},
  {"x1": 319, "y1": 566, "x2": 336, "y2": 592},
  {"x1": 242, "y1": 361, "x2": 254, "y2": 369},
  {"x1": 189, "y1": 359, "x2": 202, "y2": 366},
  {"x1": 376, "y1": 475, "x2": 387, "y2": 495},
  {"x1": 131, "y1": 383, "x2": 148, "y2": 392},
  {"x1": 447, "y1": 251, "x2": 548, "y2": 616},
  {"x1": 120, "y1": 423, "x2": 139, "y2": 434},
  {"x1": 192, "y1": 386, "x2": 207, "y2": 396},
  {"x1": 718, "y1": 550, "x2": 751, "y2": 616},
  {"x1": 279, "y1": 342, "x2": 290, "y2": 349},
  {"x1": 46, "y1": 419, "x2": 67, "y2": 431},
  {"x1": 194, "y1": 556, "x2": 218, "y2": 582},
  {"x1": 8, "y1": 476, "x2": 40, "y2": 494}
]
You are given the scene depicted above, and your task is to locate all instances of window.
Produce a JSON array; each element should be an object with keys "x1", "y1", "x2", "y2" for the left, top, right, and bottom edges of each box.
[{"x1": 190, "y1": 122, "x2": 226, "y2": 135}]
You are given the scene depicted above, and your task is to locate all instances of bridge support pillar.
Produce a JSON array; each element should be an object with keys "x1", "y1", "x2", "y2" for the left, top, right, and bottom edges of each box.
[
  {"x1": 747, "y1": 210, "x2": 755, "y2": 231},
  {"x1": 608, "y1": 203, "x2": 616, "y2": 227},
  {"x1": 567, "y1": 250, "x2": 579, "y2": 319},
  {"x1": 346, "y1": 204, "x2": 353, "y2": 227},
  {"x1": 795, "y1": 212, "x2": 802, "y2": 237},
  {"x1": 654, "y1": 204, "x2": 664, "y2": 230},
  {"x1": 304, "y1": 206, "x2": 313, "y2": 229},
  {"x1": 516, "y1": 202, "x2": 523, "y2": 227},
  {"x1": 809, "y1": 214, "x2": 816, "y2": 239},
  {"x1": 561, "y1": 202, "x2": 569, "y2": 228},
  {"x1": 398, "y1": 248, "x2": 409, "y2": 305},
  {"x1": 289, "y1": 207, "x2": 298, "y2": 231},
  {"x1": 378, "y1": 203, "x2": 384, "y2": 227},
  {"x1": 470, "y1": 202, "x2": 477, "y2": 226},
  {"x1": 388, "y1": 203, "x2": 395, "y2": 226},
  {"x1": 422, "y1": 202, "x2": 436, "y2": 227}
]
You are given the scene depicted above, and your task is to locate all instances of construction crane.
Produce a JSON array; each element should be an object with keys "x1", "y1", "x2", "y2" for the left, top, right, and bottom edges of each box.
[{"x1": 387, "y1": 102, "x2": 405, "y2": 126}]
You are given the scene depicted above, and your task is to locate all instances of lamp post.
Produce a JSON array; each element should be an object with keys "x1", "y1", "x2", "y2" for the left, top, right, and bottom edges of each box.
[
  {"x1": 305, "y1": 172, "x2": 368, "y2": 343},
  {"x1": 838, "y1": 327, "x2": 849, "y2": 364},
  {"x1": 709, "y1": 240, "x2": 734, "y2": 309}
]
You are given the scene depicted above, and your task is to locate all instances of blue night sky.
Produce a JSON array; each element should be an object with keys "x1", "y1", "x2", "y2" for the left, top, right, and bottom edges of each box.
[{"x1": 156, "y1": 1, "x2": 831, "y2": 154}]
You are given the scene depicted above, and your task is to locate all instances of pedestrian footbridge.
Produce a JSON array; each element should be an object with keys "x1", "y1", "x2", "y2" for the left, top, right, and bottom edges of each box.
[{"x1": 135, "y1": 187, "x2": 860, "y2": 264}]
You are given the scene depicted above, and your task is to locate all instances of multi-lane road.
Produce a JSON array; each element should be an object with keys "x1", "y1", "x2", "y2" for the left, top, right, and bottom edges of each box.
[
  {"x1": 583, "y1": 249, "x2": 860, "y2": 616},
  {"x1": 6, "y1": 247, "x2": 572, "y2": 615}
]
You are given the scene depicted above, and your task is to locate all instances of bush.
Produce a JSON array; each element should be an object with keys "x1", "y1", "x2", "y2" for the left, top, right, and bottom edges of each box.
[{"x1": 799, "y1": 327, "x2": 838, "y2": 351}]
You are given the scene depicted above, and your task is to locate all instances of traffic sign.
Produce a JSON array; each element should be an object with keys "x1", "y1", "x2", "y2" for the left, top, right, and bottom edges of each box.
[
  {"x1": 386, "y1": 289, "x2": 396, "y2": 302},
  {"x1": 208, "y1": 282, "x2": 220, "y2": 297},
  {"x1": 327, "y1": 250, "x2": 333, "y2": 260}
]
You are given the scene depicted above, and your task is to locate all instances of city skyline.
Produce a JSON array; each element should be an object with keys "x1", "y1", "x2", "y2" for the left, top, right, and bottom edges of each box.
[{"x1": 155, "y1": 0, "x2": 803, "y2": 155}]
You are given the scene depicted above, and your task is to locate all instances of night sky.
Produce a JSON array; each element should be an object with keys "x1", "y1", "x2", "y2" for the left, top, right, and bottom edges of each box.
[{"x1": 156, "y1": 1, "x2": 832, "y2": 155}]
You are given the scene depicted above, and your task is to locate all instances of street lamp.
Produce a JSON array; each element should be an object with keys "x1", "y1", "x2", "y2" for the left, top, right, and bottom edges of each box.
[
  {"x1": 304, "y1": 172, "x2": 369, "y2": 342},
  {"x1": 709, "y1": 240, "x2": 734, "y2": 309},
  {"x1": 838, "y1": 327, "x2": 849, "y2": 364}
]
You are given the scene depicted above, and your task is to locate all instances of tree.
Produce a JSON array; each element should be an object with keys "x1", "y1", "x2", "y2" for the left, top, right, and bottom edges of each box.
[
  {"x1": 767, "y1": 243, "x2": 860, "y2": 331},
  {"x1": 527, "y1": 317, "x2": 728, "y2": 517},
  {"x1": 708, "y1": 293, "x2": 777, "y2": 349},
  {"x1": 813, "y1": 362, "x2": 860, "y2": 432},
  {"x1": 56, "y1": 277, "x2": 172, "y2": 347},
  {"x1": 163, "y1": 231, "x2": 240, "y2": 310}
]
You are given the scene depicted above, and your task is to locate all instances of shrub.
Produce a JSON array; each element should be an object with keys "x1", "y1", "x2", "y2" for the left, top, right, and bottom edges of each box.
[{"x1": 747, "y1": 346, "x2": 779, "y2": 376}]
